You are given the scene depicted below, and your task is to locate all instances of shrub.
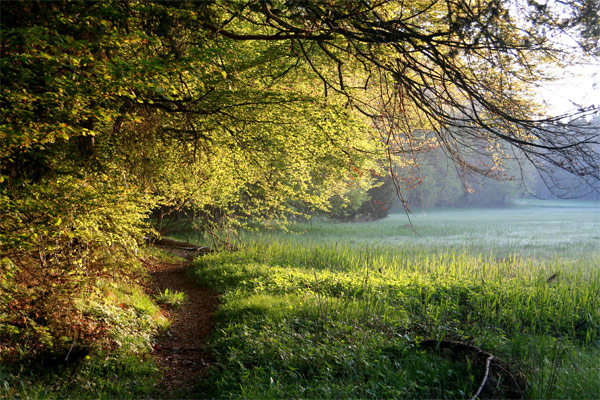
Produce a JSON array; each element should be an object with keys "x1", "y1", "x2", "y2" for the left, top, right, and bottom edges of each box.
[{"x1": 0, "y1": 175, "x2": 152, "y2": 361}]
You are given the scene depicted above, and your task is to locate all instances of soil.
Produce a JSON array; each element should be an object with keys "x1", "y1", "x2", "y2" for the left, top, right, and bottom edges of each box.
[{"x1": 147, "y1": 253, "x2": 219, "y2": 397}]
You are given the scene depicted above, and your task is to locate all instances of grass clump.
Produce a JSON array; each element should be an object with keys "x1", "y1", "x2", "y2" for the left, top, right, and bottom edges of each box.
[{"x1": 155, "y1": 288, "x2": 187, "y2": 308}]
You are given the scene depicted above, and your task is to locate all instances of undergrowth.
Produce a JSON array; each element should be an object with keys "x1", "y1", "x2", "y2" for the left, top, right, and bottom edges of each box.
[{"x1": 0, "y1": 253, "x2": 172, "y2": 399}]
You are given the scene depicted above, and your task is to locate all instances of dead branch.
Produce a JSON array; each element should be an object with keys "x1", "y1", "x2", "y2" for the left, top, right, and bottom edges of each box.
[{"x1": 414, "y1": 339, "x2": 526, "y2": 399}]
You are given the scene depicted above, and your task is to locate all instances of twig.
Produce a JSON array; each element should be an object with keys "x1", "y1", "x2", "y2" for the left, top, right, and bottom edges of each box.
[
  {"x1": 65, "y1": 339, "x2": 76, "y2": 364},
  {"x1": 471, "y1": 355, "x2": 494, "y2": 400}
]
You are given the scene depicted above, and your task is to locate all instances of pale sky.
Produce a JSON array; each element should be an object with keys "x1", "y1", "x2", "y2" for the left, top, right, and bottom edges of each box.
[
  {"x1": 515, "y1": 0, "x2": 600, "y2": 117},
  {"x1": 536, "y1": 63, "x2": 600, "y2": 116}
]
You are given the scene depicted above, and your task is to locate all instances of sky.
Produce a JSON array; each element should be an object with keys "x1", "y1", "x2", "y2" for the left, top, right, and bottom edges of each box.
[
  {"x1": 514, "y1": 0, "x2": 600, "y2": 117},
  {"x1": 535, "y1": 62, "x2": 600, "y2": 116}
]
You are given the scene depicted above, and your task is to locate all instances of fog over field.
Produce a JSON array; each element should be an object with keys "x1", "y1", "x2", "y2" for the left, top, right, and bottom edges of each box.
[
  {"x1": 183, "y1": 198, "x2": 600, "y2": 399},
  {"x1": 381, "y1": 200, "x2": 600, "y2": 258},
  {"x1": 233, "y1": 199, "x2": 600, "y2": 260}
]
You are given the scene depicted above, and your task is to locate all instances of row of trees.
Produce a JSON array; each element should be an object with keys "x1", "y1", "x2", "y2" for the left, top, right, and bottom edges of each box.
[
  {"x1": 1, "y1": 1, "x2": 598, "y2": 358},
  {"x1": 330, "y1": 113, "x2": 600, "y2": 218}
]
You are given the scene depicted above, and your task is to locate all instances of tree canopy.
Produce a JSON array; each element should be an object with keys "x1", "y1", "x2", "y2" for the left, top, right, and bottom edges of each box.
[{"x1": 1, "y1": 0, "x2": 599, "y2": 357}]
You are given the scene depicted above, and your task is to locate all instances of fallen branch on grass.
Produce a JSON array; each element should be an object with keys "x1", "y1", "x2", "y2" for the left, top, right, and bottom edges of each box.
[
  {"x1": 413, "y1": 339, "x2": 526, "y2": 399},
  {"x1": 472, "y1": 355, "x2": 494, "y2": 400}
]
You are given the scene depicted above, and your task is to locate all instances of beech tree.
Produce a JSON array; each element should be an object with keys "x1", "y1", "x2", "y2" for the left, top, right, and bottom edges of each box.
[
  {"x1": 198, "y1": 0, "x2": 600, "y2": 195},
  {"x1": 0, "y1": 1, "x2": 380, "y2": 355}
]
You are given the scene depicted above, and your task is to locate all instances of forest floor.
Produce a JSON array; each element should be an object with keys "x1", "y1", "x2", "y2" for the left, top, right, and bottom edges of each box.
[{"x1": 147, "y1": 250, "x2": 218, "y2": 397}]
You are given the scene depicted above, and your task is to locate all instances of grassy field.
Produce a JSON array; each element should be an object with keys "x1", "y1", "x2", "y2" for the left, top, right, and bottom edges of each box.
[
  {"x1": 185, "y1": 200, "x2": 599, "y2": 399},
  {"x1": 233, "y1": 199, "x2": 600, "y2": 259},
  {"x1": 5, "y1": 201, "x2": 595, "y2": 398}
]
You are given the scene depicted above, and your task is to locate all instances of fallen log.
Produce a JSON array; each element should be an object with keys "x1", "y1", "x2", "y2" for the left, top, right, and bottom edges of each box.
[{"x1": 153, "y1": 237, "x2": 213, "y2": 253}]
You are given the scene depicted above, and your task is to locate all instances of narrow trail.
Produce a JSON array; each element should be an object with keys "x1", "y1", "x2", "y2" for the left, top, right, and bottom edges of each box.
[{"x1": 148, "y1": 256, "x2": 219, "y2": 396}]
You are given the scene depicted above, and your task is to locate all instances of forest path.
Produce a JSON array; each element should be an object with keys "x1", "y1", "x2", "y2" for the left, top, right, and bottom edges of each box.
[{"x1": 148, "y1": 254, "x2": 218, "y2": 397}]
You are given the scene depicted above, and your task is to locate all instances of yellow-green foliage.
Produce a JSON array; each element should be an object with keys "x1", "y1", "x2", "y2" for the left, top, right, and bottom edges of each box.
[
  {"x1": 0, "y1": 1, "x2": 384, "y2": 353},
  {"x1": 0, "y1": 176, "x2": 154, "y2": 358}
]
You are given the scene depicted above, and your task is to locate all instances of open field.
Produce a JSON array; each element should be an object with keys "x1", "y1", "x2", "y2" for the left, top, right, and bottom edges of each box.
[
  {"x1": 234, "y1": 199, "x2": 600, "y2": 259},
  {"x1": 2, "y1": 201, "x2": 597, "y2": 398},
  {"x1": 185, "y1": 200, "x2": 600, "y2": 398}
]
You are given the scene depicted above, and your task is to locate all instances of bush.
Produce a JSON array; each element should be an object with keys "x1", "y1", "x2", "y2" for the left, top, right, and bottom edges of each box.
[{"x1": 0, "y1": 175, "x2": 152, "y2": 361}]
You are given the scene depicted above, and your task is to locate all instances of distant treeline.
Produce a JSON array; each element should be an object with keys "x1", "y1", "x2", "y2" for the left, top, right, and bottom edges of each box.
[{"x1": 326, "y1": 113, "x2": 600, "y2": 219}]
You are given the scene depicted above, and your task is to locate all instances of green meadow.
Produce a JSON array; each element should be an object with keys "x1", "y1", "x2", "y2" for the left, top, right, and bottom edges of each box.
[
  {"x1": 235, "y1": 199, "x2": 600, "y2": 259},
  {"x1": 184, "y1": 200, "x2": 600, "y2": 399}
]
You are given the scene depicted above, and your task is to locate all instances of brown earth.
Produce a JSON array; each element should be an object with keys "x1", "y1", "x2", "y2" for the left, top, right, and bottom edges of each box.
[{"x1": 147, "y1": 254, "x2": 218, "y2": 396}]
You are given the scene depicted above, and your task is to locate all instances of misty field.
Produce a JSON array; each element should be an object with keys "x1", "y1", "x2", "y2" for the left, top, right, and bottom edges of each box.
[
  {"x1": 184, "y1": 200, "x2": 600, "y2": 399},
  {"x1": 237, "y1": 199, "x2": 600, "y2": 259}
]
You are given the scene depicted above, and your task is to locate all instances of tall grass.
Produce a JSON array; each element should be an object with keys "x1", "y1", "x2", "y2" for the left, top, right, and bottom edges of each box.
[
  {"x1": 190, "y1": 202, "x2": 600, "y2": 399},
  {"x1": 195, "y1": 242, "x2": 599, "y2": 343}
]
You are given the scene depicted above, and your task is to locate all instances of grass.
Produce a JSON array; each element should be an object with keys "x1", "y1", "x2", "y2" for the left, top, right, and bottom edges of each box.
[
  {"x1": 170, "y1": 199, "x2": 599, "y2": 259},
  {"x1": 187, "y1": 200, "x2": 600, "y2": 399},
  {"x1": 155, "y1": 288, "x2": 187, "y2": 308},
  {"x1": 3, "y1": 202, "x2": 597, "y2": 398}
]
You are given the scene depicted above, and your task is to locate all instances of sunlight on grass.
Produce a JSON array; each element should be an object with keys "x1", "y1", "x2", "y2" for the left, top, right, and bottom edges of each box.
[
  {"x1": 155, "y1": 288, "x2": 187, "y2": 308},
  {"x1": 190, "y1": 201, "x2": 600, "y2": 399}
]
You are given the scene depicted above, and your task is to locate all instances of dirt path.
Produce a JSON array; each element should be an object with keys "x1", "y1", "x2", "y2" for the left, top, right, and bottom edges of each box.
[{"x1": 148, "y1": 257, "x2": 219, "y2": 396}]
